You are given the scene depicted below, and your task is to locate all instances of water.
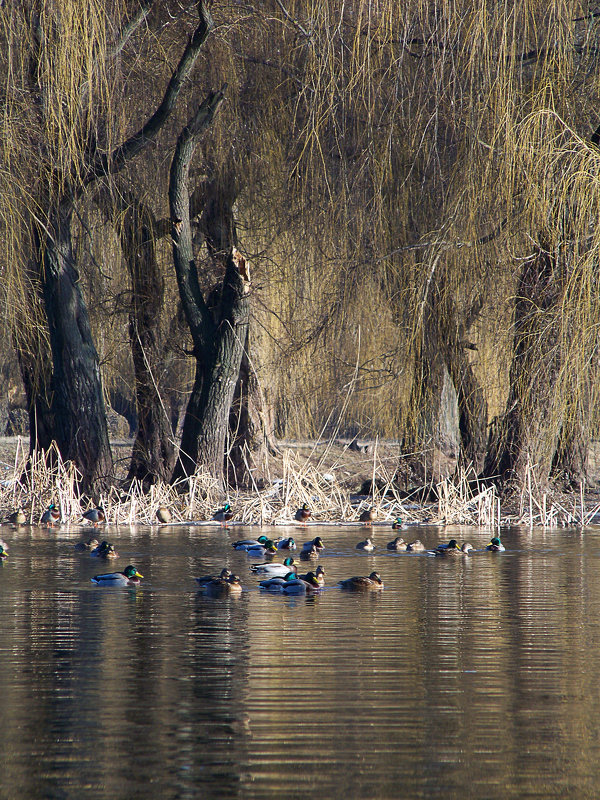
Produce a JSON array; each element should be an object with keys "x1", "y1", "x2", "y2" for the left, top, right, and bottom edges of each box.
[{"x1": 1, "y1": 523, "x2": 600, "y2": 799}]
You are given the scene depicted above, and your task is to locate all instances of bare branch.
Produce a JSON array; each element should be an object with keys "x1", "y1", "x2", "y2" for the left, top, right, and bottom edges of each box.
[{"x1": 87, "y1": 1, "x2": 214, "y2": 183}]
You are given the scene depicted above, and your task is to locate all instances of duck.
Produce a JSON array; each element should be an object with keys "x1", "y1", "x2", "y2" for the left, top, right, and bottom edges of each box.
[
  {"x1": 156, "y1": 506, "x2": 172, "y2": 524},
  {"x1": 356, "y1": 537, "x2": 375, "y2": 551},
  {"x1": 359, "y1": 507, "x2": 377, "y2": 526},
  {"x1": 294, "y1": 503, "x2": 311, "y2": 524},
  {"x1": 233, "y1": 535, "x2": 270, "y2": 551},
  {"x1": 91, "y1": 565, "x2": 143, "y2": 587},
  {"x1": 90, "y1": 540, "x2": 118, "y2": 559},
  {"x1": 302, "y1": 536, "x2": 324, "y2": 552},
  {"x1": 41, "y1": 504, "x2": 61, "y2": 527},
  {"x1": 250, "y1": 556, "x2": 297, "y2": 576},
  {"x1": 0, "y1": 544, "x2": 8, "y2": 560},
  {"x1": 339, "y1": 571, "x2": 384, "y2": 592},
  {"x1": 300, "y1": 544, "x2": 319, "y2": 560},
  {"x1": 195, "y1": 568, "x2": 232, "y2": 587},
  {"x1": 436, "y1": 538, "x2": 460, "y2": 552},
  {"x1": 406, "y1": 539, "x2": 426, "y2": 552},
  {"x1": 7, "y1": 509, "x2": 26, "y2": 525},
  {"x1": 246, "y1": 540, "x2": 278, "y2": 557},
  {"x1": 202, "y1": 574, "x2": 243, "y2": 597},
  {"x1": 281, "y1": 572, "x2": 322, "y2": 595},
  {"x1": 387, "y1": 536, "x2": 407, "y2": 551},
  {"x1": 276, "y1": 536, "x2": 297, "y2": 550},
  {"x1": 486, "y1": 536, "x2": 505, "y2": 552},
  {"x1": 74, "y1": 537, "x2": 100, "y2": 552},
  {"x1": 213, "y1": 504, "x2": 234, "y2": 526},
  {"x1": 82, "y1": 507, "x2": 106, "y2": 526},
  {"x1": 298, "y1": 564, "x2": 325, "y2": 585},
  {"x1": 435, "y1": 542, "x2": 474, "y2": 556},
  {"x1": 392, "y1": 517, "x2": 407, "y2": 530},
  {"x1": 259, "y1": 571, "x2": 297, "y2": 592}
]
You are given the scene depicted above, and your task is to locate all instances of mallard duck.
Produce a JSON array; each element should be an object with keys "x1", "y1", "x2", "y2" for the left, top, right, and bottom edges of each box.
[
  {"x1": 300, "y1": 544, "x2": 319, "y2": 560},
  {"x1": 202, "y1": 574, "x2": 243, "y2": 597},
  {"x1": 387, "y1": 536, "x2": 407, "y2": 551},
  {"x1": 83, "y1": 507, "x2": 106, "y2": 526},
  {"x1": 435, "y1": 542, "x2": 474, "y2": 556},
  {"x1": 7, "y1": 509, "x2": 26, "y2": 525},
  {"x1": 213, "y1": 504, "x2": 234, "y2": 526},
  {"x1": 339, "y1": 571, "x2": 384, "y2": 591},
  {"x1": 356, "y1": 537, "x2": 375, "y2": 551},
  {"x1": 90, "y1": 540, "x2": 118, "y2": 559},
  {"x1": 392, "y1": 517, "x2": 407, "y2": 530},
  {"x1": 233, "y1": 535, "x2": 270, "y2": 551},
  {"x1": 298, "y1": 564, "x2": 325, "y2": 585},
  {"x1": 195, "y1": 568, "x2": 232, "y2": 587},
  {"x1": 74, "y1": 537, "x2": 100, "y2": 552},
  {"x1": 91, "y1": 565, "x2": 143, "y2": 587},
  {"x1": 359, "y1": 507, "x2": 377, "y2": 526},
  {"x1": 294, "y1": 503, "x2": 311, "y2": 524},
  {"x1": 0, "y1": 544, "x2": 8, "y2": 560},
  {"x1": 406, "y1": 539, "x2": 426, "y2": 552},
  {"x1": 156, "y1": 506, "x2": 172, "y2": 524},
  {"x1": 281, "y1": 572, "x2": 322, "y2": 595},
  {"x1": 246, "y1": 540, "x2": 278, "y2": 557},
  {"x1": 259, "y1": 571, "x2": 297, "y2": 591},
  {"x1": 436, "y1": 539, "x2": 459, "y2": 552},
  {"x1": 250, "y1": 556, "x2": 297, "y2": 576},
  {"x1": 302, "y1": 536, "x2": 324, "y2": 552},
  {"x1": 276, "y1": 536, "x2": 297, "y2": 550},
  {"x1": 486, "y1": 536, "x2": 505, "y2": 552},
  {"x1": 40, "y1": 504, "x2": 60, "y2": 527}
]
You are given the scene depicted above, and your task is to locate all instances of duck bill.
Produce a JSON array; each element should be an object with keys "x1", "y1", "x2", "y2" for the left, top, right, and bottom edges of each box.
[{"x1": 134, "y1": 571, "x2": 144, "y2": 578}]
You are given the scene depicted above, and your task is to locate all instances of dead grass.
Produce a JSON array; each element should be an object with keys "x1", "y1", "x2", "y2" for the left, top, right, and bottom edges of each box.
[{"x1": 0, "y1": 437, "x2": 599, "y2": 529}]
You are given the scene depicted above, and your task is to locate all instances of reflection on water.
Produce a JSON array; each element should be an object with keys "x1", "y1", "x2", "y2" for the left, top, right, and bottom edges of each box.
[{"x1": 1, "y1": 524, "x2": 600, "y2": 798}]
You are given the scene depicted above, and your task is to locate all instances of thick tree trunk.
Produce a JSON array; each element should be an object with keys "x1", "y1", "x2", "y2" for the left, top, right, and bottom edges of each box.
[
  {"x1": 39, "y1": 200, "x2": 113, "y2": 492},
  {"x1": 227, "y1": 331, "x2": 279, "y2": 488},
  {"x1": 170, "y1": 251, "x2": 250, "y2": 485},
  {"x1": 168, "y1": 90, "x2": 252, "y2": 488},
  {"x1": 483, "y1": 243, "x2": 563, "y2": 486},
  {"x1": 112, "y1": 194, "x2": 176, "y2": 486},
  {"x1": 200, "y1": 169, "x2": 278, "y2": 487},
  {"x1": 405, "y1": 265, "x2": 487, "y2": 481}
]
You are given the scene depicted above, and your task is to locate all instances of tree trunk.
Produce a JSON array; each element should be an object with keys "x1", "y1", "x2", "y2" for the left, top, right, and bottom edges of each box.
[
  {"x1": 111, "y1": 193, "x2": 176, "y2": 486},
  {"x1": 170, "y1": 251, "x2": 250, "y2": 486},
  {"x1": 39, "y1": 199, "x2": 113, "y2": 492},
  {"x1": 200, "y1": 169, "x2": 279, "y2": 487},
  {"x1": 227, "y1": 330, "x2": 279, "y2": 488},
  {"x1": 405, "y1": 263, "x2": 487, "y2": 481},
  {"x1": 483, "y1": 242, "x2": 563, "y2": 486},
  {"x1": 168, "y1": 90, "x2": 252, "y2": 488}
]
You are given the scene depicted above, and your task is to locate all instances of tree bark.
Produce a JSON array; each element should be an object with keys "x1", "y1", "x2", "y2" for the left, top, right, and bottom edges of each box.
[
  {"x1": 113, "y1": 193, "x2": 176, "y2": 486},
  {"x1": 39, "y1": 198, "x2": 113, "y2": 491},
  {"x1": 483, "y1": 242, "x2": 564, "y2": 486},
  {"x1": 168, "y1": 91, "x2": 252, "y2": 488},
  {"x1": 200, "y1": 169, "x2": 279, "y2": 487},
  {"x1": 19, "y1": 3, "x2": 214, "y2": 492},
  {"x1": 404, "y1": 262, "x2": 487, "y2": 481}
]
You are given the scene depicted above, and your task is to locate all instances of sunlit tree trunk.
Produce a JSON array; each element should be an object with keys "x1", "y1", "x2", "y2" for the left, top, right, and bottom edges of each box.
[
  {"x1": 483, "y1": 243, "x2": 564, "y2": 487},
  {"x1": 168, "y1": 92, "x2": 251, "y2": 488}
]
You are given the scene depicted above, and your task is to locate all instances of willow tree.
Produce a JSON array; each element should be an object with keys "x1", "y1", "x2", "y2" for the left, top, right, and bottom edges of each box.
[
  {"x1": 0, "y1": 1, "x2": 213, "y2": 490},
  {"x1": 168, "y1": 92, "x2": 252, "y2": 488}
]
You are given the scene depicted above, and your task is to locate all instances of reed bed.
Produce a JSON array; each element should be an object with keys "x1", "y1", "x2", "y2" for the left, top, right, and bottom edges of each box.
[{"x1": 1, "y1": 442, "x2": 600, "y2": 529}]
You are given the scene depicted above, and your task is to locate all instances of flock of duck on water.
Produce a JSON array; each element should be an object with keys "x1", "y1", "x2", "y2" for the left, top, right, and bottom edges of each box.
[{"x1": 0, "y1": 501, "x2": 505, "y2": 592}]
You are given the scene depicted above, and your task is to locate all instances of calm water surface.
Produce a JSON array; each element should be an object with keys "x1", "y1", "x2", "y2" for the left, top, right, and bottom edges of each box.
[{"x1": 1, "y1": 523, "x2": 600, "y2": 799}]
